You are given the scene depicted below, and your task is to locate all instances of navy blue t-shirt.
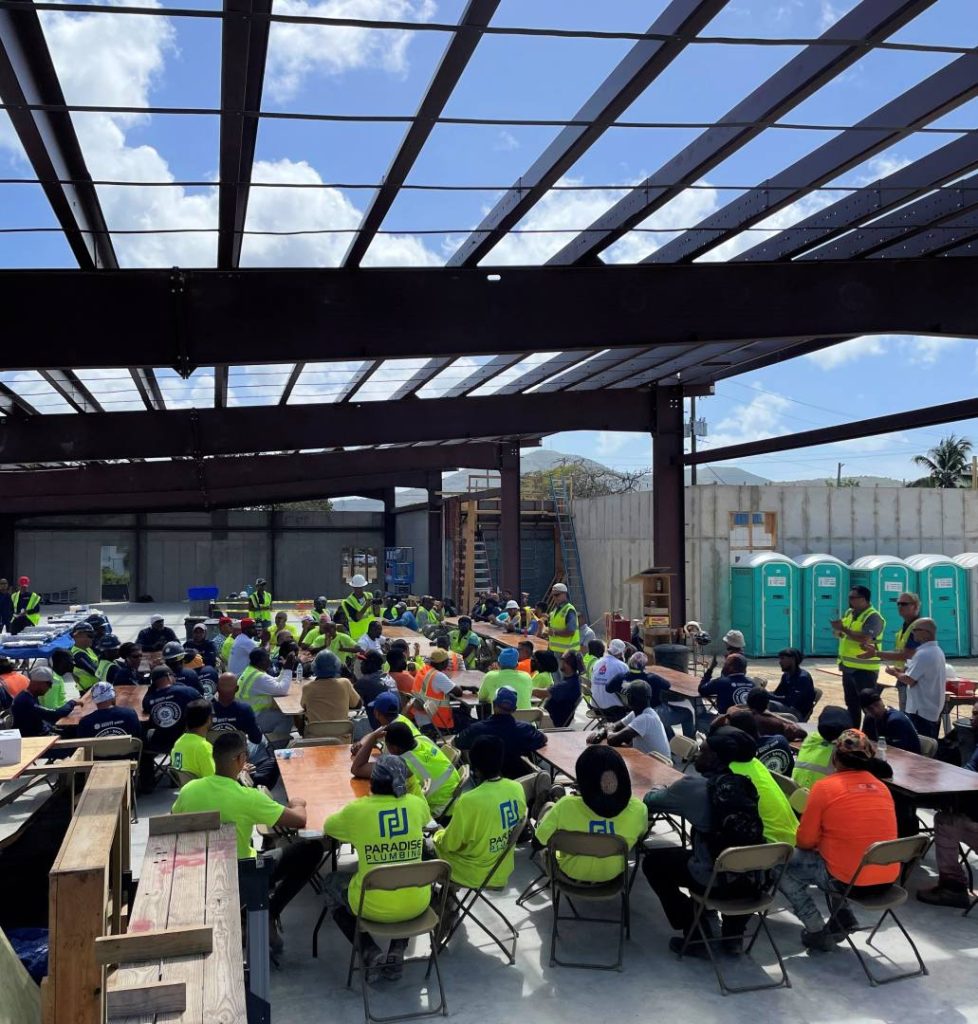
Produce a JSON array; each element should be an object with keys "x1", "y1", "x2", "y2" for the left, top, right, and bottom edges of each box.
[
  {"x1": 625, "y1": 669, "x2": 673, "y2": 708},
  {"x1": 142, "y1": 683, "x2": 200, "y2": 749},
  {"x1": 209, "y1": 698, "x2": 263, "y2": 744},
  {"x1": 699, "y1": 672, "x2": 753, "y2": 714},
  {"x1": 77, "y1": 705, "x2": 141, "y2": 739},
  {"x1": 172, "y1": 667, "x2": 204, "y2": 696},
  {"x1": 12, "y1": 690, "x2": 73, "y2": 737},
  {"x1": 186, "y1": 637, "x2": 218, "y2": 667},
  {"x1": 772, "y1": 669, "x2": 816, "y2": 719},
  {"x1": 111, "y1": 665, "x2": 146, "y2": 687},
  {"x1": 862, "y1": 708, "x2": 922, "y2": 754},
  {"x1": 545, "y1": 673, "x2": 582, "y2": 728}
]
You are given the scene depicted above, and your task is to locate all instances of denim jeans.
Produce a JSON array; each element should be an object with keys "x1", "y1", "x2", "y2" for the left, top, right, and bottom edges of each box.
[
  {"x1": 908, "y1": 712, "x2": 939, "y2": 739},
  {"x1": 779, "y1": 848, "x2": 835, "y2": 932}
]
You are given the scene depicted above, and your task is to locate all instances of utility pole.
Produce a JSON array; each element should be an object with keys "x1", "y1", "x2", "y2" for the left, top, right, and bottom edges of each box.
[
  {"x1": 836, "y1": 462, "x2": 844, "y2": 486},
  {"x1": 689, "y1": 395, "x2": 697, "y2": 485},
  {"x1": 971, "y1": 455, "x2": 977, "y2": 490}
]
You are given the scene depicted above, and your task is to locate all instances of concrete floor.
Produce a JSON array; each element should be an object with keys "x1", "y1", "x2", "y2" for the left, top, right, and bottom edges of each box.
[{"x1": 100, "y1": 602, "x2": 978, "y2": 1023}]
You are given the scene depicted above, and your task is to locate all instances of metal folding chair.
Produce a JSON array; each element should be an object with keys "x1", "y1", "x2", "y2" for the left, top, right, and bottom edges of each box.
[
  {"x1": 438, "y1": 816, "x2": 527, "y2": 964},
  {"x1": 546, "y1": 829, "x2": 630, "y2": 971},
  {"x1": 832, "y1": 835, "x2": 930, "y2": 985},
  {"x1": 679, "y1": 842, "x2": 793, "y2": 996},
  {"x1": 305, "y1": 719, "x2": 355, "y2": 741},
  {"x1": 347, "y1": 860, "x2": 452, "y2": 1024}
]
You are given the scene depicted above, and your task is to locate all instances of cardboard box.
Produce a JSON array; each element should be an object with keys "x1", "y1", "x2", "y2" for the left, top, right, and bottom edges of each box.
[{"x1": 0, "y1": 729, "x2": 23, "y2": 767}]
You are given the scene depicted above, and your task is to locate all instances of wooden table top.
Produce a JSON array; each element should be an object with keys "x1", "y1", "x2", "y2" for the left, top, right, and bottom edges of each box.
[
  {"x1": 0, "y1": 736, "x2": 58, "y2": 781},
  {"x1": 382, "y1": 625, "x2": 437, "y2": 656},
  {"x1": 58, "y1": 684, "x2": 149, "y2": 726},
  {"x1": 648, "y1": 664, "x2": 701, "y2": 699},
  {"x1": 274, "y1": 678, "x2": 304, "y2": 717},
  {"x1": 444, "y1": 617, "x2": 548, "y2": 653},
  {"x1": 536, "y1": 730, "x2": 681, "y2": 793},
  {"x1": 278, "y1": 743, "x2": 369, "y2": 832}
]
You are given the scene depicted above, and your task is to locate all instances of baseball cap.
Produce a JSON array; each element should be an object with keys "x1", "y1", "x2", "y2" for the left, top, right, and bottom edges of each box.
[
  {"x1": 239, "y1": 617, "x2": 255, "y2": 628},
  {"x1": 722, "y1": 629, "x2": 746, "y2": 648},
  {"x1": 218, "y1": 616, "x2": 232, "y2": 625},
  {"x1": 551, "y1": 583, "x2": 568, "y2": 593},
  {"x1": 371, "y1": 754, "x2": 408, "y2": 797},
  {"x1": 312, "y1": 650, "x2": 341, "y2": 679},
  {"x1": 71, "y1": 623, "x2": 95, "y2": 636},
  {"x1": 608, "y1": 639, "x2": 627, "y2": 656},
  {"x1": 368, "y1": 691, "x2": 401, "y2": 715},
  {"x1": 91, "y1": 682, "x2": 115, "y2": 703},
  {"x1": 150, "y1": 666, "x2": 172, "y2": 683},
  {"x1": 29, "y1": 665, "x2": 53, "y2": 683},
  {"x1": 17, "y1": 576, "x2": 29, "y2": 587},
  {"x1": 836, "y1": 728, "x2": 875, "y2": 760},
  {"x1": 192, "y1": 623, "x2": 206, "y2": 633},
  {"x1": 498, "y1": 648, "x2": 518, "y2": 669},
  {"x1": 493, "y1": 686, "x2": 518, "y2": 711},
  {"x1": 150, "y1": 613, "x2": 165, "y2": 624},
  {"x1": 428, "y1": 648, "x2": 450, "y2": 666}
]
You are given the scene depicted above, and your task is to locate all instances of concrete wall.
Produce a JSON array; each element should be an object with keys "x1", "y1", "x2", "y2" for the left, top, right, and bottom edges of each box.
[
  {"x1": 15, "y1": 510, "x2": 385, "y2": 604},
  {"x1": 575, "y1": 485, "x2": 978, "y2": 634},
  {"x1": 395, "y1": 510, "x2": 430, "y2": 595}
]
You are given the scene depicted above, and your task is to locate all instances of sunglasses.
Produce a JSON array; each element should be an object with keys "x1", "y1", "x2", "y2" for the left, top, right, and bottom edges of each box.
[{"x1": 896, "y1": 601, "x2": 915, "y2": 606}]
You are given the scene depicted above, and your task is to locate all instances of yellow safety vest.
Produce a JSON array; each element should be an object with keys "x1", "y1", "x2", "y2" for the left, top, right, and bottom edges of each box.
[
  {"x1": 548, "y1": 601, "x2": 580, "y2": 655},
  {"x1": 838, "y1": 606, "x2": 884, "y2": 670},
  {"x1": 343, "y1": 592, "x2": 372, "y2": 640},
  {"x1": 894, "y1": 621, "x2": 913, "y2": 671},
  {"x1": 248, "y1": 591, "x2": 272, "y2": 621},
  {"x1": 449, "y1": 629, "x2": 478, "y2": 668},
  {"x1": 237, "y1": 664, "x2": 273, "y2": 713},
  {"x1": 71, "y1": 645, "x2": 99, "y2": 692},
  {"x1": 220, "y1": 634, "x2": 235, "y2": 665},
  {"x1": 15, "y1": 591, "x2": 41, "y2": 626}
]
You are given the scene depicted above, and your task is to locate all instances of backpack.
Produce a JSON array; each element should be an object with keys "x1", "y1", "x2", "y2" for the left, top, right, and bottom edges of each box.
[{"x1": 705, "y1": 770, "x2": 764, "y2": 865}]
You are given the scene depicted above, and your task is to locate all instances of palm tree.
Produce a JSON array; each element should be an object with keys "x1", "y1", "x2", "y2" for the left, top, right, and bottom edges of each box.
[{"x1": 911, "y1": 434, "x2": 973, "y2": 488}]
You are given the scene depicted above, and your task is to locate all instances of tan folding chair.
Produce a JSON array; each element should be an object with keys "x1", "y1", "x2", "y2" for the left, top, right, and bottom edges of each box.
[
  {"x1": 918, "y1": 736, "x2": 938, "y2": 758},
  {"x1": 513, "y1": 708, "x2": 544, "y2": 726},
  {"x1": 168, "y1": 767, "x2": 197, "y2": 789},
  {"x1": 670, "y1": 734, "x2": 699, "y2": 770},
  {"x1": 679, "y1": 842, "x2": 793, "y2": 995},
  {"x1": 289, "y1": 736, "x2": 343, "y2": 748},
  {"x1": 769, "y1": 771, "x2": 799, "y2": 799},
  {"x1": 305, "y1": 719, "x2": 354, "y2": 741},
  {"x1": 91, "y1": 735, "x2": 142, "y2": 822},
  {"x1": 546, "y1": 829, "x2": 630, "y2": 971},
  {"x1": 832, "y1": 835, "x2": 930, "y2": 985},
  {"x1": 347, "y1": 860, "x2": 452, "y2": 1024},
  {"x1": 788, "y1": 788, "x2": 809, "y2": 816},
  {"x1": 438, "y1": 816, "x2": 527, "y2": 963},
  {"x1": 807, "y1": 688, "x2": 824, "y2": 721},
  {"x1": 437, "y1": 742, "x2": 462, "y2": 767}
]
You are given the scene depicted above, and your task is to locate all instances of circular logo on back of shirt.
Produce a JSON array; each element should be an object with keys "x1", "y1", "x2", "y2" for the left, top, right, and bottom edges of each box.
[
  {"x1": 759, "y1": 746, "x2": 793, "y2": 775},
  {"x1": 732, "y1": 684, "x2": 753, "y2": 706},
  {"x1": 152, "y1": 700, "x2": 180, "y2": 728},
  {"x1": 95, "y1": 725, "x2": 129, "y2": 737}
]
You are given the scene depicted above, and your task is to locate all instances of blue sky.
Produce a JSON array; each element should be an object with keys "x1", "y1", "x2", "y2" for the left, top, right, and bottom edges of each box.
[{"x1": 1, "y1": 0, "x2": 976, "y2": 484}]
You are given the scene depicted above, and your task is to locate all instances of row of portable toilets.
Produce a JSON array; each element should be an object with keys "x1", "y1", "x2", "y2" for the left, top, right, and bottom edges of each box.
[{"x1": 730, "y1": 552, "x2": 978, "y2": 658}]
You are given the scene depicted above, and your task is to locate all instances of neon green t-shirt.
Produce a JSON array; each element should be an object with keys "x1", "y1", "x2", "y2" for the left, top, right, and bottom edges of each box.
[
  {"x1": 401, "y1": 737, "x2": 461, "y2": 816},
  {"x1": 171, "y1": 732, "x2": 215, "y2": 779},
  {"x1": 324, "y1": 792, "x2": 431, "y2": 922},
  {"x1": 477, "y1": 668, "x2": 534, "y2": 710},
  {"x1": 220, "y1": 634, "x2": 235, "y2": 664},
  {"x1": 172, "y1": 774, "x2": 284, "y2": 858},
  {"x1": 433, "y1": 777, "x2": 526, "y2": 889},
  {"x1": 534, "y1": 794, "x2": 648, "y2": 882},
  {"x1": 39, "y1": 674, "x2": 68, "y2": 710},
  {"x1": 731, "y1": 758, "x2": 799, "y2": 846}
]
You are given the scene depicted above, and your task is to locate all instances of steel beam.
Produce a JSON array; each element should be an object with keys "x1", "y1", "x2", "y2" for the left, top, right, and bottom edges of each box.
[
  {"x1": 218, "y1": 0, "x2": 272, "y2": 269},
  {"x1": 491, "y1": 352, "x2": 602, "y2": 396},
  {"x1": 0, "y1": 381, "x2": 38, "y2": 419},
  {"x1": 389, "y1": 358, "x2": 453, "y2": 400},
  {"x1": 130, "y1": 368, "x2": 165, "y2": 411},
  {"x1": 0, "y1": 0, "x2": 118, "y2": 270},
  {"x1": 653, "y1": 386, "x2": 684, "y2": 625},
  {"x1": 440, "y1": 354, "x2": 524, "y2": 398},
  {"x1": 447, "y1": 0, "x2": 726, "y2": 268},
  {"x1": 547, "y1": 0, "x2": 936, "y2": 265},
  {"x1": 343, "y1": 0, "x2": 499, "y2": 268},
  {"x1": 685, "y1": 395, "x2": 978, "y2": 466},
  {"x1": 869, "y1": 209, "x2": 978, "y2": 258},
  {"x1": 647, "y1": 50, "x2": 978, "y2": 265},
  {"x1": 0, "y1": 389, "x2": 653, "y2": 464},
  {"x1": 38, "y1": 370, "x2": 101, "y2": 413},
  {"x1": 735, "y1": 132, "x2": 978, "y2": 262},
  {"x1": 4, "y1": 260, "x2": 978, "y2": 370}
]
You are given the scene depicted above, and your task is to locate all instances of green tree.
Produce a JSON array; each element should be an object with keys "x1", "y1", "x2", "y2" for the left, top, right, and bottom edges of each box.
[
  {"x1": 911, "y1": 434, "x2": 973, "y2": 488},
  {"x1": 521, "y1": 460, "x2": 649, "y2": 500}
]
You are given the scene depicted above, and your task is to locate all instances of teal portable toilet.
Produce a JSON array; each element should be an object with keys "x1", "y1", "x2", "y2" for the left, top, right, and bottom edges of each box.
[
  {"x1": 849, "y1": 555, "x2": 916, "y2": 649},
  {"x1": 905, "y1": 553, "x2": 969, "y2": 657},
  {"x1": 730, "y1": 552, "x2": 801, "y2": 657},
  {"x1": 796, "y1": 554, "x2": 850, "y2": 656},
  {"x1": 952, "y1": 553, "x2": 978, "y2": 657}
]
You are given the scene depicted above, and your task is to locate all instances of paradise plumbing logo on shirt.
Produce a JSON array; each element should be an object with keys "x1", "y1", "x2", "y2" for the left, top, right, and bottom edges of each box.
[
  {"x1": 589, "y1": 820, "x2": 615, "y2": 835},
  {"x1": 365, "y1": 807, "x2": 422, "y2": 864},
  {"x1": 499, "y1": 800, "x2": 520, "y2": 830}
]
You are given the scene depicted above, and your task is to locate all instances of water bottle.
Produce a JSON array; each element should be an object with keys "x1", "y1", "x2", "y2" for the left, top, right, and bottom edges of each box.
[{"x1": 877, "y1": 738, "x2": 887, "y2": 762}]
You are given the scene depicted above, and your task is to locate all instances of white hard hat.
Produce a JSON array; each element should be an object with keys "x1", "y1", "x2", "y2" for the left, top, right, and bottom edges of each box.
[
  {"x1": 722, "y1": 629, "x2": 746, "y2": 648},
  {"x1": 505, "y1": 600, "x2": 520, "y2": 610},
  {"x1": 347, "y1": 574, "x2": 369, "y2": 588},
  {"x1": 551, "y1": 583, "x2": 568, "y2": 593}
]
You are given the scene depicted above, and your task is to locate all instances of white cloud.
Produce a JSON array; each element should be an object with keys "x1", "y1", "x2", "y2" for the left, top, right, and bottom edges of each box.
[
  {"x1": 707, "y1": 394, "x2": 793, "y2": 449},
  {"x1": 594, "y1": 431, "x2": 646, "y2": 458},
  {"x1": 266, "y1": 0, "x2": 436, "y2": 101},
  {"x1": 906, "y1": 336, "x2": 964, "y2": 366},
  {"x1": 494, "y1": 130, "x2": 520, "y2": 152},
  {"x1": 804, "y1": 335, "x2": 888, "y2": 370}
]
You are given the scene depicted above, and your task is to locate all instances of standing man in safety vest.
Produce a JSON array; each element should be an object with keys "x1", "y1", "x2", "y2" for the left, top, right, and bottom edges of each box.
[
  {"x1": 831, "y1": 584, "x2": 885, "y2": 727},
  {"x1": 342, "y1": 573, "x2": 373, "y2": 641},
  {"x1": 858, "y1": 591, "x2": 921, "y2": 713},
  {"x1": 69, "y1": 622, "x2": 101, "y2": 693},
  {"x1": 10, "y1": 576, "x2": 41, "y2": 633},
  {"x1": 548, "y1": 582, "x2": 580, "y2": 656},
  {"x1": 248, "y1": 578, "x2": 273, "y2": 630}
]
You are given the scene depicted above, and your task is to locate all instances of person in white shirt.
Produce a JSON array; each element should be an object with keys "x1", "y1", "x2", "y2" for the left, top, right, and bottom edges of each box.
[
  {"x1": 228, "y1": 617, "x2": 259, "y2": 675},
  {"x1": 356, "y1": 619, "x2": 386, "y2": 656},
  {"x1": 588, "y1": 637, "x2": 629, "y2": 721},
  {"x1": 889, "y1": 617, "x2": 945, "y2": 739},
  {"x1": 587, "y1": 681, "x2": 671, "y2": 759},
  {"x1": 579, "y1": 622, "x2": 597, "y2": 648}
]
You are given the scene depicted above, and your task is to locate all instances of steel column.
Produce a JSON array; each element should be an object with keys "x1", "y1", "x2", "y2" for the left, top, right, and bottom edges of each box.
[
  {"x1": 653, "y1": 386, "x2": 685, "y2": 627},
  {"x1": 0, "y1": 514, "x2": 14, "y2": 581},
  {"x1": 426, "y1": 471, "x2": 444, "y2": 599},
  {"x1": 382, "y1": 488, "x2": 397, "y2": 550},
  {"x1": 499, "y1": 444, "x2": 521, "y2": 598}
]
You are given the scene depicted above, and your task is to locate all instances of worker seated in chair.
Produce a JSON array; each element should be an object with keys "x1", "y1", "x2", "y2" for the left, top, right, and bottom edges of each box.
[{"x1": 171, "y1": 700, "x2": 215, "y2": 780}]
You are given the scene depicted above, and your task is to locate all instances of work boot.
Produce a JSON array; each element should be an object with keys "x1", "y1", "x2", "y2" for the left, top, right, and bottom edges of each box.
[
  {"x1": 800, "y1": 926, "x2": 838, "y2": 952},
  {"x1": 669, "y1": 915, "x2": 715, "y2": 959},
  {"x1": 917, "y1": 882, "x2": 971, "y2": 909},
  {"x1": 269, "y1": 916, "x2": 285, "y2": 955},
  {"x1": 827, "y1": 905, "x2": 859, "y2": 938},
  {"x1": 382, "y1": 938, "x2": 408, "y2": 981}
]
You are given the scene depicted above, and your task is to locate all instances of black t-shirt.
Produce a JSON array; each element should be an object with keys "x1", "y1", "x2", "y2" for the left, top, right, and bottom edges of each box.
[
  {"x1": 209, "y1": 698, "x2": 263, "y2": 744},
  {"x1": 173, "y1": 667, "x2": 204, "y2": 696},
  {"x1": 862, "y1": 708, "x2": 922, "y2": 754},
  {"x1": 545, "y1": 673, "x2": 582, "y2": 728},
  {"x1": 77, "y1": 705, "x2": 141, "y2": 739},
  {"x1": 625, "y1": 669, "x2": 672, "y2": 707},
  {"x1": 456, "y1": 714, "x2": 547, "y2": 778},
  {"x1": 773, "y1": 669, "x2": 816, "y2": 719},
  {"x1": 142, "y1": 683, "x2": 200, "y2": 749},
  {"x1": 111, "y1": 665, "x2": 146, "y2": 687},
  {"x1": 136, "y1": 626, "x2": 178, "y2": 652}
]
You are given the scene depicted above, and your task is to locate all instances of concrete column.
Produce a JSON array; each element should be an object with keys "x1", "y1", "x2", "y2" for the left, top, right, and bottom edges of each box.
[
  {"x1": 499, "y1": 444, "x2": 521, "y2": 597},
  {"x1": 426, "y1": 472, "x2": 443, "y2": 598},
  {"x1": 653, "y1": 386, "x2": 686, "y2": 625}
]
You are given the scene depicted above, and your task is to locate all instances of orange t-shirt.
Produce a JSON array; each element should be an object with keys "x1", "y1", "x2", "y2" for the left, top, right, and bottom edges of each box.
[
  {"x1": 0, "y1": 671, "x2": 29, "y2": 699},
  {"x1": 796, "y1": 770, "x2": 898, "y2": 886},
  {"x1": 389, "y1": 669, "x2": 416, "y2": 696},
  {"x1": 517, "y1": 659, "x2": 533, "y2": 676}
]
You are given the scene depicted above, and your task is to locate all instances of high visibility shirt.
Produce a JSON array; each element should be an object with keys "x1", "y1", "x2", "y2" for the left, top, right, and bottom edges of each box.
[
  {"x1": 71, "y1": 645, "x2": 100, "y2": 692},
  {"x1": 791, "y1": 733, "x2": 836, "y2": 791},
  {"x1": 96, "y1": 657, "x2": 118, "y2": 682},
  {"x1": 237, "y1": 664, "x2": 292, "y2": 714},
  {"x1": 534, "y1": 794, "x2": 648, "y2": 883},
  {"x1": 730, "y1": 758, "x2": 798, "y2": 846},
  {"x1": 449, "y1": 629, "x2": 480, "y2": 669},
  {"x1": 219, "y1": 633, "x2": 235, "y2": 665},
  {"x1": 171, "y1": 732, "x2": 215, "y2": 779},
  {"x1": 401, "y1": 736, "x2": 461, "y2": 815},
  {"x1": 893, "y1": 620, "x2": 921, "y2": 671},
  {"x1": 39, "y1": 672, "x2": 68, "y2": 711},
  {"x1": 478, "y1": 668, "x2": 533, "y2": 709},
  {"x1": 342, "y1": 592, "x2": 373, "y2": 640},
  {"x1": 433, "y1": 777, "x2": 527, "y2": 888},
  {"x1": 248, "y1": 591, "x2": 273, "y2": 621},
  {"x1": 548, "y1": 601, "x2": 580, "y2": 655},
  {"x1": 324, "y1": 793, "x2": 431, "y2": 922},
  {"x1": 838, "y1": 606, "x2": 885, "y2": 670},
  {"x1": 13, "y1": 590, "x2": 41, "y2": 626},
  {"x1": 173, "y1": 774, "x2": 284, "y2": 858}
]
